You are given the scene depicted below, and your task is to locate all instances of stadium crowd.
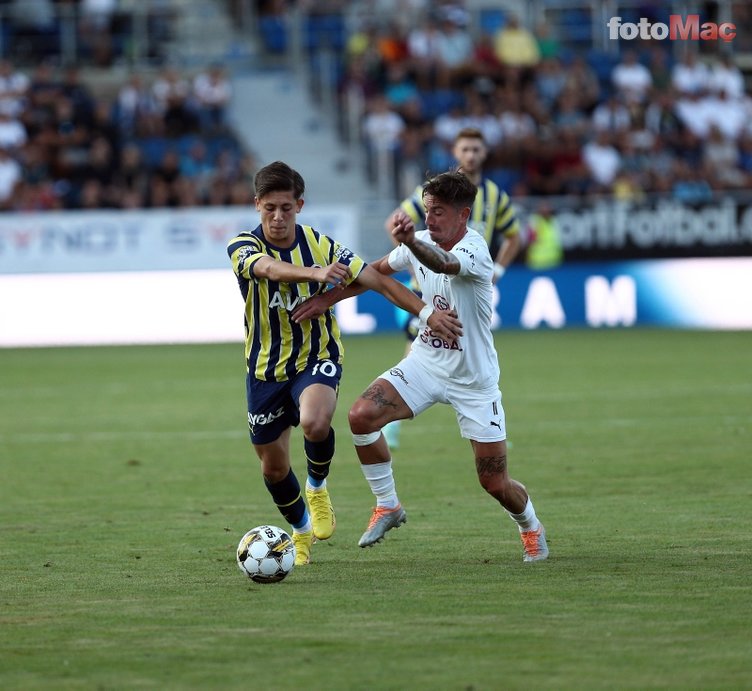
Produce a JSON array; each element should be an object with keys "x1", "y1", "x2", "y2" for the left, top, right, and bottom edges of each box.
[
  {"x1": 328, "y1": 1, "x2": 752, "y2": 202},
  {"x1": 2, "y1": 0, "x2": 751, "y2": 213},
  {"x1": 0, "y1": 57, "x2": 255, "y2": 211}
]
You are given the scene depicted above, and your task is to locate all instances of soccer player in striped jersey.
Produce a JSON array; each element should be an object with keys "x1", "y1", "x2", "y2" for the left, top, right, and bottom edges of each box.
[
  {"x1": 381, "y1": 127, "x2": 521, "y2": 449},
  {"x1": 387, "y1": 127, "x2": 520, "y2": 275},
  {"x1": 294, "y1": 171, "x2": 548, "y2": 563},
  {"x1": 227, "y1": 161, "x2": 462, "y2": 566}
]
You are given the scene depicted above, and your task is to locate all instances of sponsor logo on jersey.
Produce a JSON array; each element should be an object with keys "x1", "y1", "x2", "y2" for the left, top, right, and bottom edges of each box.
[
  {"x1": 432, "y1": 295, "x2": 450, "y2": 311},
  {"x1": 269, "y1": 291, "x2": 304, "y2": 311},
  {"x1": 333, "y1": 246, "x2": 354, "y2": 263},
  {"x1": 389, "y1": 367, "x2": 409, "y2": 384}
]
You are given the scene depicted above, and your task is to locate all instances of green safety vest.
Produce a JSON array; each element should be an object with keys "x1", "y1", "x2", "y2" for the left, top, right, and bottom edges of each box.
[{"x1": 526, "y1": 214, "x2": 563, "y2": 270}]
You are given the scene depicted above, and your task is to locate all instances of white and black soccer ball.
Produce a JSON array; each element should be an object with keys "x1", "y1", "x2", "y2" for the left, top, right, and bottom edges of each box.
[{"x1": 236, "y1": 525, "x2": 295, "y2": 583}]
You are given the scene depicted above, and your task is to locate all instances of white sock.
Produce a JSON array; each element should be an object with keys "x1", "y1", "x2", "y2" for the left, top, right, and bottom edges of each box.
[
  {"x1": 361, "y1": 461, "x2": 399, "y2": 509},
  {"x1": 305, "y1": 478, "x2": 326, "y2": 492},
  {"x1": 293, "y1": 515, "x2": 312, "y2": 533},
  {"x1": 508, "y1": 497, "x2": 540, "y2": 533}
]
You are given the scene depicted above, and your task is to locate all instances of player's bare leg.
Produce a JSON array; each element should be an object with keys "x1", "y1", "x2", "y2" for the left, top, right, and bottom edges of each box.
[
  {"x1": 472, "y1": 440, "x2": 548, "y2": 562},
  {"x1": 349, "y1": 378, "x2": 412, "y2": 546}
]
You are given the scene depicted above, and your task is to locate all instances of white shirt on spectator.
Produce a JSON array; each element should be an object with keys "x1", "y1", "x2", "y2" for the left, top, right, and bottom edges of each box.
[
  {"x1": 363, "y1": 109, "x2": 405, "y2": 151},
  {"x1": 194, "y1": 71, "x2": 231, "y2": 108},
  {"x1": 612, "y1": 61, "x2": 653, "y2": 102},
  {"x1": 0, "y1": 152, "x2": 21, "y2": 202},
  {"x1": 672, "y1": 59, "x2": 709, "y2": 95},
  {"x1": 461, "y1": 114, "x2": 503, "y2": 148},
  {"x1": 591, "y1": 101, "x2": 631, "y2": 132},
  {"x1": 675, "y1": 95, "x2": 714, "y2": 139},
  {"x1": 0, "y1": 117, "x2": 27, "y2": 149},
  {"x1": 433, "y1": 109, "x2": 466, "y2": 145},
  {"x1": 706, "y1": 62, "x2": 745, "y2": 99},
  {"x1": 583, "y1": 139, "x2": 621, "y2": 186},
  {"x1": 498, "y1": 111, "x2": 536, "y2": 140},
  {"x1": 705, "y1": 94, "x2": 746, "y2": 140},
  {"x1": 0, "y1": 68, "x2": 29, "y2": 117}
]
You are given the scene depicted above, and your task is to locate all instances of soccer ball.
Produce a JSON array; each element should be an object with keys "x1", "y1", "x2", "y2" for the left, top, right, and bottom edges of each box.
[{"x1": 236, "y1": 525, "x2": 296, "y2": 583}]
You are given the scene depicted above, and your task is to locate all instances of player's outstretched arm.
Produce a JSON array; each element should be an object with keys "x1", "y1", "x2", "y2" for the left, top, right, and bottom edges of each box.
[
  {"x1": 290, "y1": 281, "x2": 367, "y2": 322},
  {"x1": 356, "y1": 265, "x2": 463, "y2": 341},
  {"x1": 253, "y1": 255, "x2": 351, "y2": 286}
]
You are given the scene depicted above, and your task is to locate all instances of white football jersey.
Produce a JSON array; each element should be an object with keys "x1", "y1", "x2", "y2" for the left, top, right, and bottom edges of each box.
[{"x1": 387, "y1": 228, "x2": 500, "y2": 390}]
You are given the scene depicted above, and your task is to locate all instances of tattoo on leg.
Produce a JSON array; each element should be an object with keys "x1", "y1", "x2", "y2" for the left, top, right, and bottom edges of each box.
[
  {"x1": 360, "y1": 384, "x2": 397, "y2": 410},
  {"x1": 476, "y1": 454, "x2": 507, "y2": 476}
]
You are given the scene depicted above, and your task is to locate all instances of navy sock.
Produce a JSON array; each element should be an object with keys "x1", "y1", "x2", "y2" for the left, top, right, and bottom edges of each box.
[
  {"x1": 264, "y1": 469, "x2": 307, "y2": 526},
  {"x1": 305, "y1": 427, "x2": 335, "y2": 487}
]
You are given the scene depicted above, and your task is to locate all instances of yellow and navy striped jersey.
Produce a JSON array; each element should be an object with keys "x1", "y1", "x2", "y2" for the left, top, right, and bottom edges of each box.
[
  {"x1": 227, "y1": 224, "x2": 366, "y2": 382},
  {"x1": 399, "y1": 177, "x2": 519, "y2": 258}
]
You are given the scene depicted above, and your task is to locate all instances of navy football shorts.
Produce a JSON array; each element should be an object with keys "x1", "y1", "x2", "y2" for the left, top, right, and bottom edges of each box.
[{"x1": 246, "y1": 359, "x2": 342, "y2": 444}]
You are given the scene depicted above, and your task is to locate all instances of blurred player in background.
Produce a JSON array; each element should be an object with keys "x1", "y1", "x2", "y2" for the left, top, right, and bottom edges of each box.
[
  {"x1": 381, "y1": 127, "x2": 521, "y2": 448},
  {"x1": 227, "y1": 160, "x2": 462, "y2": 566},
  {"x1": 295, "y1": 171, "x2": 547, "y2": 563}
]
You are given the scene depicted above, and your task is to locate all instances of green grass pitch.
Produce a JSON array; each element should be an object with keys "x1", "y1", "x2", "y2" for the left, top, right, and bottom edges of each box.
[{"x1": 1, "y1": 330, "x2": 750, "y2": 689}]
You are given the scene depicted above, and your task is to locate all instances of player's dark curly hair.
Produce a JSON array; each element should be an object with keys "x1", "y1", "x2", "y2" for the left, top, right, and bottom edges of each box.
[
  {"x1": 253, "y1": 161, "x2": 305, "y2": 200},
  {"x1": 422, "y1": 170, "x2": 477, "y2": 210}
]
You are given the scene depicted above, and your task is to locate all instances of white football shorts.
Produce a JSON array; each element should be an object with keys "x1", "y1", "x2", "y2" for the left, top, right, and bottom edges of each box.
[{"x1": 379, "y1": 354, "x2": 506, "y2": 442}]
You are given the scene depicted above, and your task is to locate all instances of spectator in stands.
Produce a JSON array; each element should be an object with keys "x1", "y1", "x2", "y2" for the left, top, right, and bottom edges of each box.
[
  {"x1": 671, "y1": 159, "x2": 712, "y2": 204},
  {"x1": 647, "y1": 46, "x2": 673, "y2": 93},
  {"x1": 180, "y1": 139, "x2": 215, "y2": 199},
  {"x1": 702, "y1": 124, "x2": 745, "y2": 188},
  {"x1": 582, "y1": 130, "x2": 622, "y2": 192},
  {"x1": 496, "y1": 89, "x2": 537, "y2": 143},
  {"x1": 377, "y1": 20, "x2": 411, "y2": 67},
  {"x1": 706, "y1": 53, "x2": 745, "y2": 99},
  {"x1": 6, "y1": 0, "x2": 59, "y2": 61},
  {"x1": 362, "y1": 94, "x2": 406, "y2": 196},
  {"x1": 553, "y1": 89, "x2": 589, "y2": 138},
  {"x1": 89, "y1": 98, "x2": 121, "y2": 154},
  {"x1": 149, "y1": 148, "x2": 182, "y2": 207},
  {"x1": 60, "y1": 67, "x2": 96, "y2": 129},
  {"x1": 492, "y1": 14, "x2": 540, "y2": 85},
  {"x1": 78, "y1": 0, "x2": 118, "y2": 66},
  {"x1": 675, "y1": 88, "x2": 713, "y2": 140},
  {"x1": 193, "y1": 63, "x2": 232, "y2": 133},
  {"x1": 461, "y1": 90, "x2": 502, "y2": 149},
  {"x1": 111, "y1": 143, "x2": 149, "y2": 208},
  {"x1": 611, "y1": 49, "x2": 653, "y2": 104},
  {"x1": 0, "y1": 110, "x2": 27, "y2": 151},
  {"x1": 709, "y1": 89, "x2": 747, "y2": 141},
  {"x1": 549, "y1": 126, "x2": 590, "y2": 195},
  {"x1": 406, "y1": 14, "x2": 444, "y2": 90},
  {"x1": 535, "y1": 57, "x2": 567, "y2": 110},
  {"x1": 591, "y1": 94, "x2": 631, "y2": 133},
  {"x1": 644, "y1": 90, "x2": 685, "y2": 152},
  {"x1": 26, "y1": 61, "x2": 61, "y2": 119},
  {"x1": 738, "y1": 133, "x2": 752, "y2": 177},
  {"x1": 0, "y1": 59, "x2": 30, "y2": 118},
  {"x1": 0, "y1": 145, "x2": 22, "y2": 208},
  {"x1": 643, "y1": 137, "x2": 677, "y2": 193},
  {"x1": 434, "y1": 7, "x2": 475, "y2": 88},
  {"x1": 671, "y1": 51, "x2": 709, "y2": 95},
  {"x1": 468, "y1": 31, "x2": 502, "y2": 83},
  {"x1": 561, "y1": 55, "x2": 600, "y2": 113},
  {"x1": 115, "y1": 74, "x2": 158, "y2": 137},
  {"x1": 383, "y1": 62, "x2": 420, "y2": 112},
  {"x1": 152, "y1": 66, "x2": 196, "y2": 136},
  {"x1": 533, "y1": 21, "x2": 560, "y2": 61}
]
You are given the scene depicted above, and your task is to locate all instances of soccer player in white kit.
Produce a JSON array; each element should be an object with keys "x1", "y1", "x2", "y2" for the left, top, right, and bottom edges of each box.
[{"x1": 294, "y1": 171, "x2": 548, "y2": 562}]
